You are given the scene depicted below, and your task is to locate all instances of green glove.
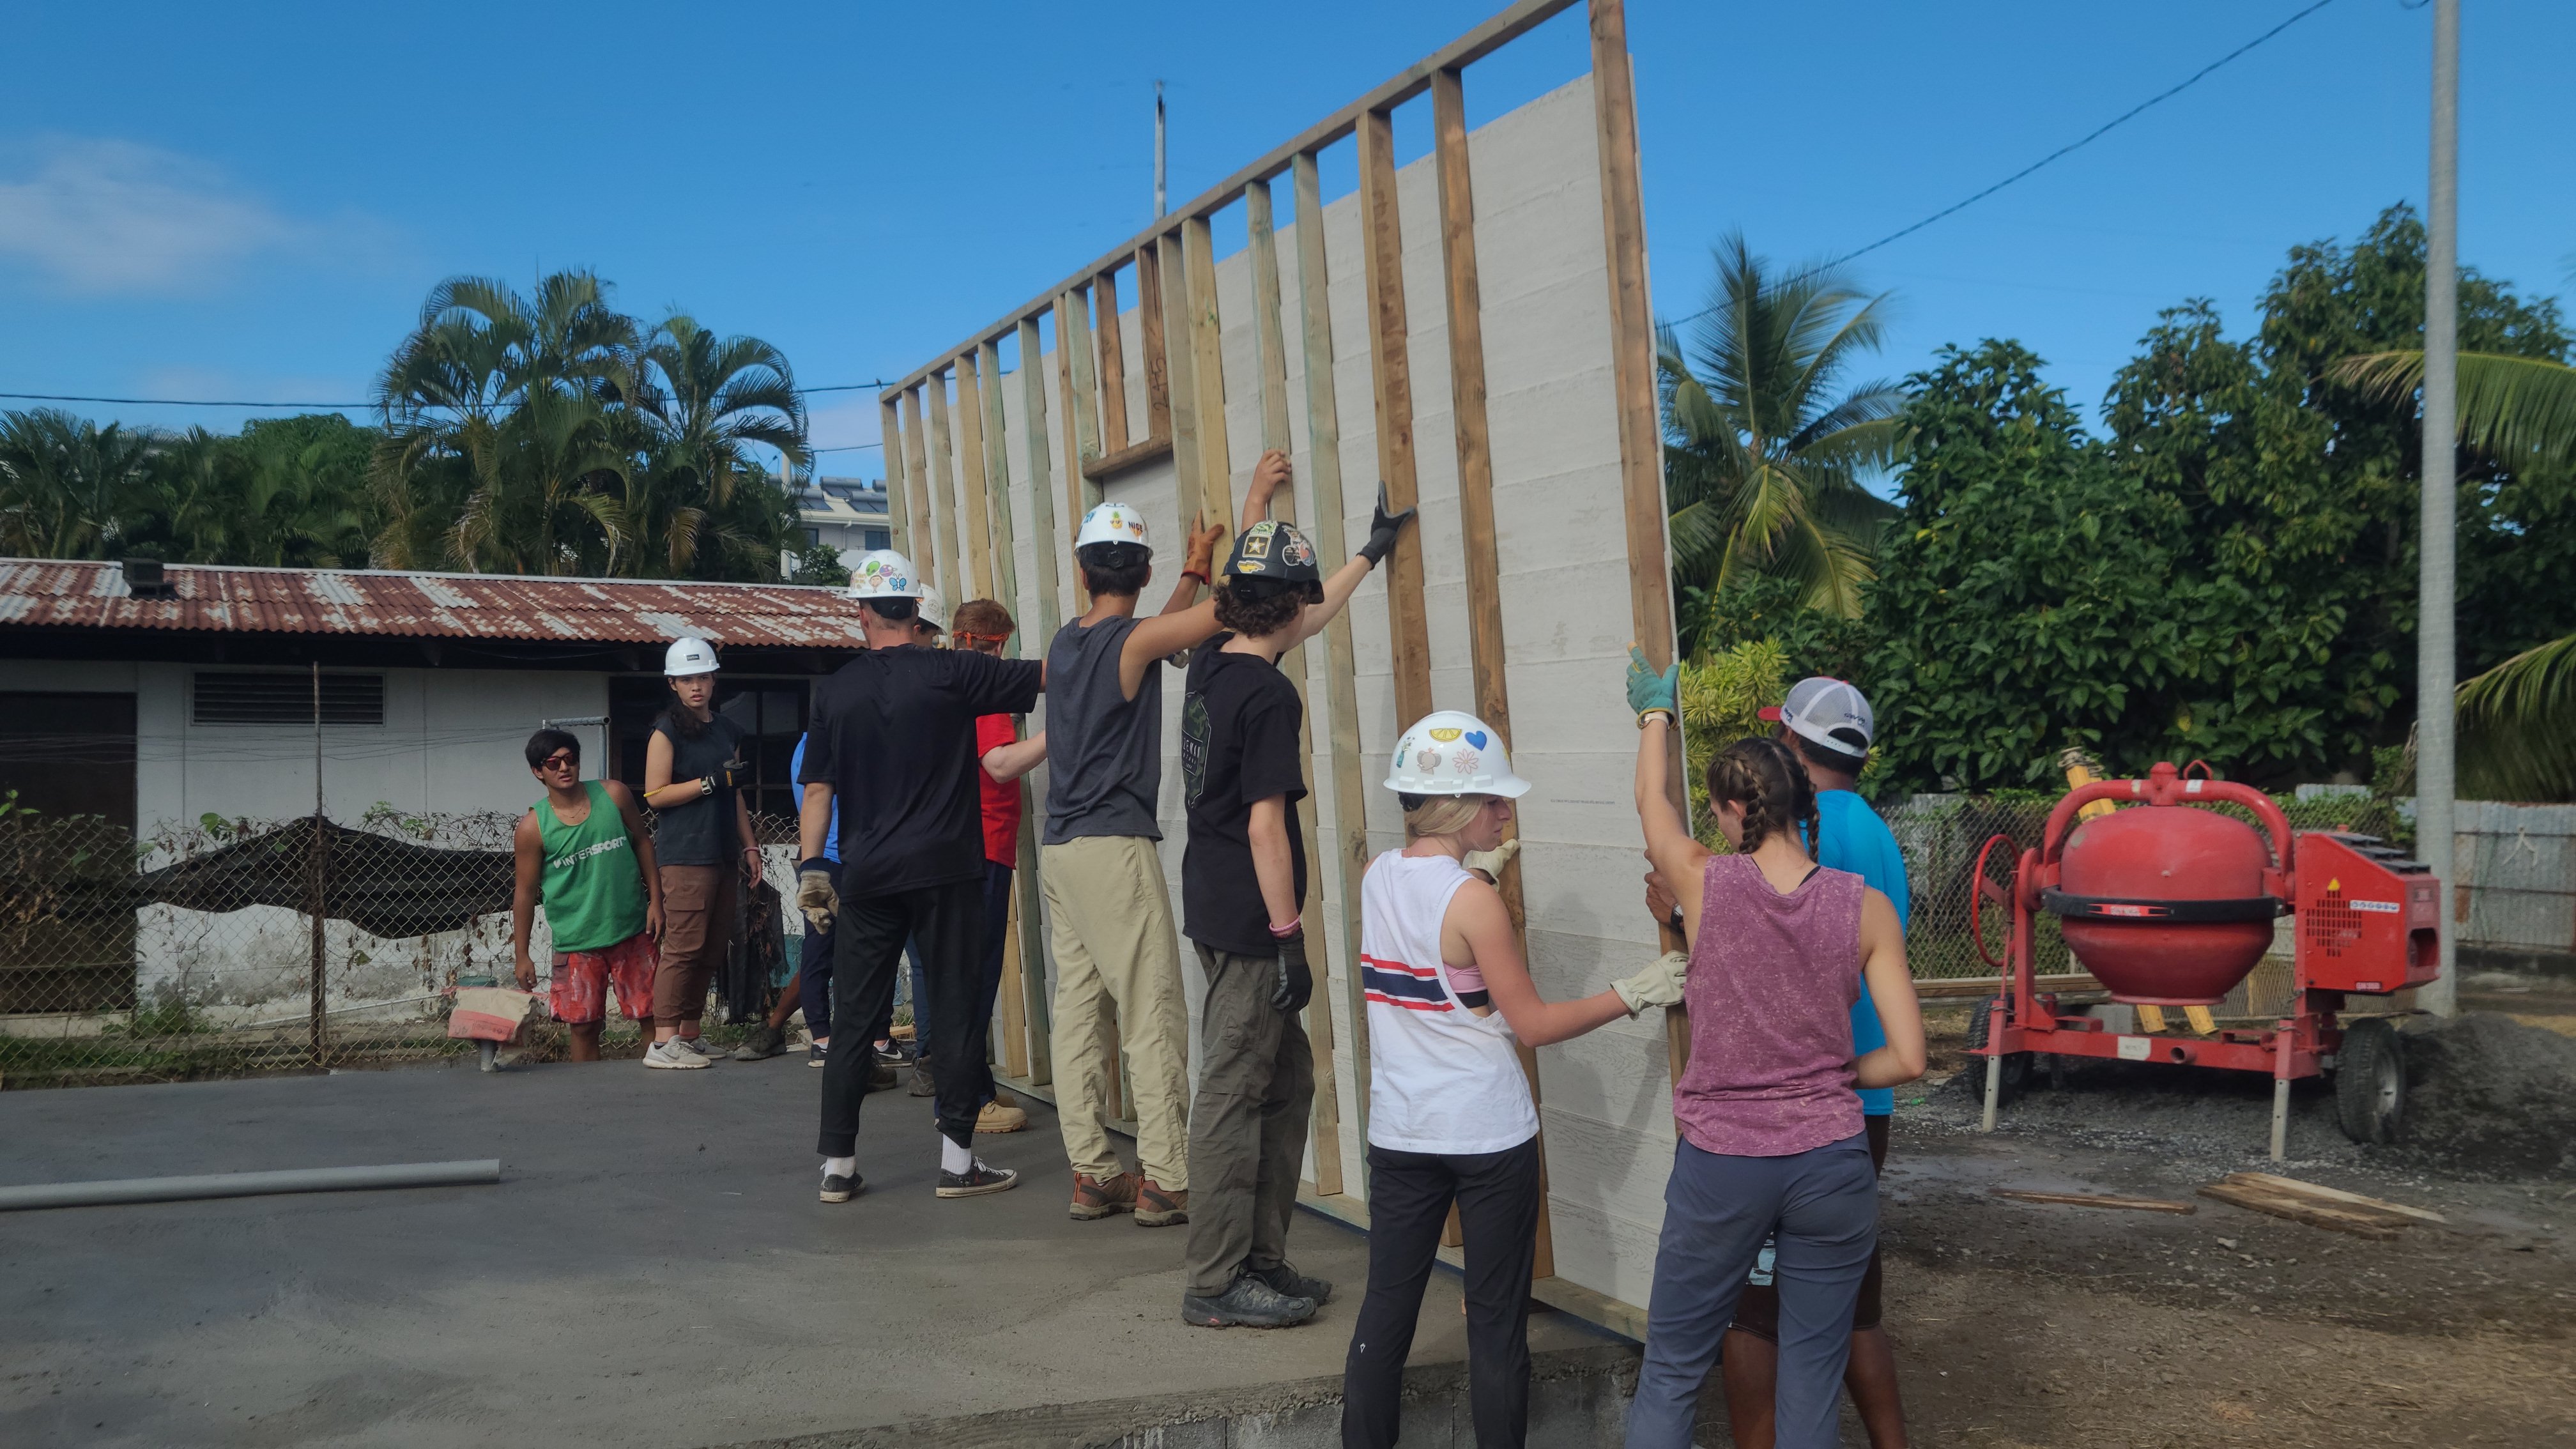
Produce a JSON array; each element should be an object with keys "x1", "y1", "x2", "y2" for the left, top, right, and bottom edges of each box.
[{"x1": 1625, "y1": 645, "x2": 1679, "y2": 721}]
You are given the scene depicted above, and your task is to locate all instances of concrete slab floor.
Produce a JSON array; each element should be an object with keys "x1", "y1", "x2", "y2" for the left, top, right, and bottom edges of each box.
[{"x1": 0, "y1": 1058, "x2": 1613, "y2": 1449}]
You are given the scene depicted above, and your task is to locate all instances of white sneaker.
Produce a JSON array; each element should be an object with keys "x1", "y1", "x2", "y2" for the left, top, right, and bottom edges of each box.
[
  {"x1": 675, "y1": 1036, "x2": 723, "y2": 1059},
  {"x1": 643, "y1": 1040, "x2": 709, "y2": 1070}
]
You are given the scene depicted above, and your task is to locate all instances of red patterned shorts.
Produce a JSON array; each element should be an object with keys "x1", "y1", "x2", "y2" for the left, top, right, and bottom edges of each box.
[{"x1": 549, "y1": 933, "x2": 657, "y2": 1024}]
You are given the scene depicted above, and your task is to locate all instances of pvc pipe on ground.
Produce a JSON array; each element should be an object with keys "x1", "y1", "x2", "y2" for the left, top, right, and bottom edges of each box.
[{"x1": 0, "y1": 1160, "x2": 501, "y2": 1212}]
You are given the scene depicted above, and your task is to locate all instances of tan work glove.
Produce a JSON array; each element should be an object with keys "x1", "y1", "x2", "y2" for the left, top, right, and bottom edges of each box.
[
  {"x1": 795, "y1": 859, "x2": 841, "y2": 933},
  {"x1": 1611, "y1": 951, "x2": 1689, "y2": 1016},
  {"x1": 1462, "y1": 837, "x2": 1521, "y2": 882}
]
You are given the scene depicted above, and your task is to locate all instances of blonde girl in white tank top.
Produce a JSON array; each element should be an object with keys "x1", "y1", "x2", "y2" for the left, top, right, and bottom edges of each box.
[{"x1": 1342, "y1": 712, "x2": 1689, "y2": 1449}]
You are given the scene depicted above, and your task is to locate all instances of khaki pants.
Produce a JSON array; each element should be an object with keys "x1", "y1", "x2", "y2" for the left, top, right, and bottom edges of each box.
[
  {"x1": 1181, "y1": 942, "x2": 1313, "y2": 1298},
  {"x1": 1038, "y1": 836, "x2": 1192, "y2": 1189}
]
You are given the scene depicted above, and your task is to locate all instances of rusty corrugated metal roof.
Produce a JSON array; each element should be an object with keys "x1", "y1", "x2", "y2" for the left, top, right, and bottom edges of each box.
[{"x1": 0, "y1": 560, "x2": 871, "y2": 648}]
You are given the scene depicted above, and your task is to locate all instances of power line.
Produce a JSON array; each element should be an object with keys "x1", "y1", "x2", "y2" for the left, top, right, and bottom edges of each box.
[
  {"x1": 0, "y1": 379, "x2": 901, "y2": 410},
  {"x1": 1665, "y1": 0, "x2": 2344, "y2": 328}
]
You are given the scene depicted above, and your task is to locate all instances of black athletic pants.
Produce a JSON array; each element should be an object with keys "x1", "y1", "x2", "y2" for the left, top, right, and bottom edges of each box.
[
  {"x1": 815, "y1": 876, "x2": 988, "y2": 1154},
  {"x1": 1341, "y1": 1137, "x2": 1544, "y2": 1448}
]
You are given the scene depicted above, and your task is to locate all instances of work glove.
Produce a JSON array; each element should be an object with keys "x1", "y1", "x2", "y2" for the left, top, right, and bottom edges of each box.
[
  {"x1": 1358, "y1": 482, "x2": 1418, "y2": 565},
  {"x1": 795, "y1": 859, "x2": 840, "y2": 933},
  {"x1": 707, "y1": 756, "x2": 751, "y2": 792},
  {"x1": 1625, "y1": 644, "x2": 1680, "y2": 722},
  {"x1": 1610, "y1": 951, "x2": 1689, "y2": 1016},
  {"x1": 1462, "y1": 837, "x2": 1521, "y2": 882},
  {"x1": 1269, "y1": 927, "x2": 1315, "y2": 1013}
]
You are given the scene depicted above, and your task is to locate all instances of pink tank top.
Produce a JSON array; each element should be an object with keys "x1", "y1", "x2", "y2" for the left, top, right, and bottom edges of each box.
[{"x1": 1673, "y1": 853, "x2": 1866, "y2": 1157}]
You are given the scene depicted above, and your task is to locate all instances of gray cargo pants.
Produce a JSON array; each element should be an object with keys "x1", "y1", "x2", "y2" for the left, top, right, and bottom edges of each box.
[{"x1": 1181, "y1": 941, "x2": 1314, "y2": 1299}]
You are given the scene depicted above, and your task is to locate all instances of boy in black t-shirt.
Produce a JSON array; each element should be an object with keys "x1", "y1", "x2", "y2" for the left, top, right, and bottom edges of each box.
[{"x1": 1177, "y1": 494, "x2": 1413, "y2": 1330}]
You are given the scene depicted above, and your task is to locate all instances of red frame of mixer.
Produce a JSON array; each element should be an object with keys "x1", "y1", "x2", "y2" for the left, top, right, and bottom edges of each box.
[{"x1": 1966, "y1": 762, "x2": 2435, "y2": 1083}]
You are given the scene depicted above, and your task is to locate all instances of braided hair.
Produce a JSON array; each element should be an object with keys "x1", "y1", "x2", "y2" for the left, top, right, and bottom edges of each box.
[{"x1": 1708, "y1": 737, "x2": 1821, "y2": 857}]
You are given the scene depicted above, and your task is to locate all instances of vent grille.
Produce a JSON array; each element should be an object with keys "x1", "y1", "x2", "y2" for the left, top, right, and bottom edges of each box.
[{"x1": 192, "y1": 673, "x2": 385, "y2": 726}]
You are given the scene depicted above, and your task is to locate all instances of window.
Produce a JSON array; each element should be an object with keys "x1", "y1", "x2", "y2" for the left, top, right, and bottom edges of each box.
[
  {"x1": 862, "y1": 527, "x2": 889, "y2": 550},
  {"x1": 802, "y1": 527, "x2": 821, "y2": 548},
  {"x1": 192, "y1": 672, "x2": 385, "y2": 726}
]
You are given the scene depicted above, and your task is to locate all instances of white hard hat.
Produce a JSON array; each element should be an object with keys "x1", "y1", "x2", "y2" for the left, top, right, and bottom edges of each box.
[
  {"x1": 913, "y1": 583, "x2": 949, "y2": 634},
  {"x1": 847, "y1": 548, "x2": 923, "y2": 601},
  {"x1": 1763, "y1": 676, "x2": 1874, "y2": 757},
  {"x1": 1075, "y1": 501, "x2": 1152, "y2": 556},
  {"x1": 1383, "y1": 710, "x2": 1530, "y2": 799},
  {"x1": 664, "y1": 636, "x2": 719, "y2": 677}
]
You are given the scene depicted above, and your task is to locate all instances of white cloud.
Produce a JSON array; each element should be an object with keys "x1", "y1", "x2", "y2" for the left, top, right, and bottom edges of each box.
[{"x1": 0, "y1": 137, "x2": 306, "y2": 293}]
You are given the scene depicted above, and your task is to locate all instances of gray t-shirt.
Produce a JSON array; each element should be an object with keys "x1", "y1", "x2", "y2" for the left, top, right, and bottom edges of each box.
[{"x1": 1043, "y1": 614, "x2": 1167, "y2": 843}]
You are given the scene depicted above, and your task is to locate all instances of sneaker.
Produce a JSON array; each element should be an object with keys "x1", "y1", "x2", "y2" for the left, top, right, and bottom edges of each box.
[
  {"x1": 1181, "y1": 1272, "x2": 1316, "y2": 1329},
  {"x1": 1135, "y1": 1179, "x2": 1190, "y2": 1228},
  {"x1": 675, "y1": 1035, "x2": 722, "y2": 1059},
  {"x1": 1251, "y1": 1260, "x2": 1333, "y2": 1306},
  {"x1": 936, "y1": 1159, "x2": 1018, "y2": 1199},
  {"x1": 819, "y1": 1171, "x2": 864, "y2": 1204},
  {"x1": 1070, "y1": 1171, "x2": 1138, "y2": 1220},
  {"x1": 976, "y1": 1100, "x2": 1029, "y2": 1134},
  {"x1": 643, "y1": 1040, "x2": 709, "y2": 1070},
  {"x1": 871, "y1": 1038, "x2": 916, "y2": 1068},
  {"x1": 907, "y1": 1060, "x2": 937, "y2": 1098},
  {"x1": 733, "y1": 1024, "x2": 787, "y2": 1061},
  {"x1": 807, "y1": 1044, "x2": 829, "y2": 1069}
]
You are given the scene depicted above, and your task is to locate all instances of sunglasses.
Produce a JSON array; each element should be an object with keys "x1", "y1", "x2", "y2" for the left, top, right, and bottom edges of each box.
[{"x1": 539, "y1": 753, "x2": 578, "y2": 771}]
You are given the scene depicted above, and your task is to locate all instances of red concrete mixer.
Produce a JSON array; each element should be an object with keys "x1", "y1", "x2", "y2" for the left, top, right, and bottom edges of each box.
[{"x1": 1965, "y1": 762, "x2": 2442, "y2": 1158}]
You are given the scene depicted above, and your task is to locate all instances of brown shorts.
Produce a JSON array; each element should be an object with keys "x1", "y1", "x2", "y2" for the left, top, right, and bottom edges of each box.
[
  {"x1": 653, "y1": 864, "x2": 735, "y2": 1024},
  {"x1": 1729, "y1": 1114, "x2": 1888, "y2": 1340}
]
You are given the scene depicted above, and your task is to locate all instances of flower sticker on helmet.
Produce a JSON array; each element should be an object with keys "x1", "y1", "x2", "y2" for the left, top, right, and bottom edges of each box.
[{"x1": 1451, "y1": 747, "x2": 1481, "y2": 774}]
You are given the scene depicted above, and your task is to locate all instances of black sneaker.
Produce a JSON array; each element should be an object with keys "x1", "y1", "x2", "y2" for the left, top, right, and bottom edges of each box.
[
  {"x1": 872, "y1": 1038, "x2": 916, "y2": 1068},
  {"x1": 819, "y1": 1171, "x2": 863, "y2": 1204},
  {"x1": 907, "y1": 1059, "x2": 937, "y2": 1098},
  {"x1": 1181, "y1": 1271, "x2": 1316, "y2": 1329},
  {"x1": 1250, "y1": 1260, "x2": 1333, "y2": 1306},
  {"x1": 808, "y1": 1044, "x2": 828, "y2": 1069},
  {"x1": 935, "y1": 1159, "x2": 1018, "y2": 1199},
  {"x1": 733, "y1": 1024, "x2": 788, "y2": 1061}
]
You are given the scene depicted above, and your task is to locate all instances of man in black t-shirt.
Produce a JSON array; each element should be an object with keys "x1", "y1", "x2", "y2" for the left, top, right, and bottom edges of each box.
[
  {"x1": 797, "y1": 550, "x2": 1045, "y2": 1204},
  {"x1": 1177, "y1": 495, "x2": 1413, "y2": 1330}
]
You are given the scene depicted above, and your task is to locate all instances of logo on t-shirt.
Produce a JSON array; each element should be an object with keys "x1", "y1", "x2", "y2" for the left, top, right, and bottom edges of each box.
[{"x1": 1181, "y1": 691, "x2": 1211, "y2": 808}]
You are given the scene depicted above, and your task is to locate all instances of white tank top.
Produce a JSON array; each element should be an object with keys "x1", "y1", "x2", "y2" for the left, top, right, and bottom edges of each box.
[{"x1": 1360, "y1": 850, "x2": 1541, "y2": 1155}]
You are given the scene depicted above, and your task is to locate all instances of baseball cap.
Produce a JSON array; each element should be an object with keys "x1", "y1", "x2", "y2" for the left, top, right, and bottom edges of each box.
[
  {"x1": 1222, "y1": 520, "x2": 1321, "y2": 584},
  {"x1": 1761, "y1": 676, "x2": 1874, "y2": 756}
]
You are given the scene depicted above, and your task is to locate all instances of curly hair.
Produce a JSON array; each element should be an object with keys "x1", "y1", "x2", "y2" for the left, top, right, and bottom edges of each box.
[
  {"x1": 1213, "y1": 575, "x2": 1321, "y2": 639},
  {"x1": 1708, "y1": 736, "x2": 1820, "y2": 857}
]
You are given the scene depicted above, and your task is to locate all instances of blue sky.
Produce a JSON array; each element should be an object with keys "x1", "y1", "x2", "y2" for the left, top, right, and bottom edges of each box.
[{"x1": 4, "y1": 1, "x2": 2570, "y2": 484}]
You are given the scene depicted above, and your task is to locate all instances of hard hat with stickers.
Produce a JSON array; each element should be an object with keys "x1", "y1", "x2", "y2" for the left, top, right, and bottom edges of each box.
[
  {"x1": 847, "y1": 548, "x2": 923, "y2": 601},
  {"x1": 1223, "y1": 519, "x2": 1320, "y2": 583},
  {"x1": 1075, "y1": 502, "x2": 1153, "y2": 556},
  {"x1": 1383, "y1": 710, "x2": 1531, "y2": 798}
]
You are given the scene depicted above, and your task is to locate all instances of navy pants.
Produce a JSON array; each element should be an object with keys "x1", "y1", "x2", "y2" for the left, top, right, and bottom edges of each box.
[{"x1": 1625, "y1": 1132, "x2": 1878, "y2": 1449}]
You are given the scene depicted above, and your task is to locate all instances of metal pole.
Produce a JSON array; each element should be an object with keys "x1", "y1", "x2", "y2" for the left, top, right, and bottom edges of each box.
[
  {"x1": 2418, "y1": 0, "x2": 2460, "y2": 1017},
  {"x1": 309, "y1": 661, "x2": 328, "y2": 1061},
  {"x1": 1153, "y1": 80, "x2": 1167, "y2": 218}
]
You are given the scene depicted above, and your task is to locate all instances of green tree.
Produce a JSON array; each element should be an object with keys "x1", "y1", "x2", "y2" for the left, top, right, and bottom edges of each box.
[
  {"x1": 1660, "y1": 234, "x2": 1902, "y2": 631},
  {"x1": 0, "y1": 410, "x2": 158, "y2": 558},
  {"x1": 627, "y1": 315, "x2": 806, "y2": 579}
]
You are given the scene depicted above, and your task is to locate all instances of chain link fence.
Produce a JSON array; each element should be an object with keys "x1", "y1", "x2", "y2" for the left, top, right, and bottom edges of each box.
[{"x1": 0, "y1": 804, "x2": 804, "y2": 1088}]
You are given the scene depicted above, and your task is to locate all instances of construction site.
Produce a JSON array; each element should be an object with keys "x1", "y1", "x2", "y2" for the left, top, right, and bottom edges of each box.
[{"x1": 4, "y1": 1, "x2": 2574, "y2": 1446}]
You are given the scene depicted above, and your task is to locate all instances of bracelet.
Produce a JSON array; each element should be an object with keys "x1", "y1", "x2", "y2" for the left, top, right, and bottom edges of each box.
[
  {"x1": 1266, "y1": 917, "x2": 1303, "y2": 939},
  {"x1": 700, "y1": 776, "x2": 716, "y2": 796},
  {"x1": 1637, "y1": 709, "x2": 1675, "y2": 730}
]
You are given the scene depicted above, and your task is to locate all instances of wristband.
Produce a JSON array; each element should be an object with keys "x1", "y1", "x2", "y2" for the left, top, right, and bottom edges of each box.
[
  {"x1": 700, "y1": 775, "x2": 716, "y2": 797},
  {"x1": 1266, "y1": 917, "x2": 1303, "y2": 940},
  {"x1": 1667, "y1": 906, "x2": 1685, "y2": 934},
  {"x1": 1182, "y1": 569, "x2": 1211, "y2": 586},
  {"x1": 1637, "y1": 709, "x2": 1675, "y2": 730}
]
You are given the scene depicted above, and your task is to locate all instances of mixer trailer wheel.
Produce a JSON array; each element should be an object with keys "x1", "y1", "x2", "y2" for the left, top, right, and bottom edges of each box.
[
  {"x1": 1966, "y1": 995, "x2": 2033, "y2": 1104},
  {"x1": 2334, "y1": 1016, "x2": 2405, "y2": 1145}
]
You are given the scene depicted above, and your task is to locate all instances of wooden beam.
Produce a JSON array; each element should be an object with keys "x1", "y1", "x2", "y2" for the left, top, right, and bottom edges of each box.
[
  {"x1": 1063, "y1": 284, "x2": 1104, "y2": 500},
  {"x1": 1292, "y1": 148, "x2": 1376, "y2": 1171},
  {"x1": 953, "y1": 351, "x2": 996, "y2": 601},
  {"x1": 1990, "y1": 1189, "x2": 2197, "y2": 1215},
  {"x1": 880, "y1": 0, "x2": 1583, "y2": 394},
  {"x1": 880, "y1": 395, "x2": 910, "y2": 559},
  {"x1": 1587, "y1": 0, "x2": 1692, "y2": 1082},
  {"x1": 1432, "y1": 62, "x2": 1551, "y2": 1279},
  {"x1": 1248, "y1": 174, "x2": 1342, "y2": 1197},
  {"x1": 1018, "y1": 317, "x2": 1069, "y2": 636},
  {"x1": 1135, "y1": 243, "x2": 1174, "y2": 443},
  {"x1": 1052, "y1": 295, "x2": 1092, "y2": 611},
  {"x1": 1358, "y1": 105, "x2": 1434, "y2": 725},
  {"x1": 1181, "y1": 215, "x2": 1234, "y2": 544},
  {"x1": 983, "y1": 332, "x2": 1054, "y2": 1088},
  {"x1": 900, "y1": 388, "x2": 935, "y2": 583},
  {"x1": 924, "y1": 373, "x2": 963, "y2": 600},
  {"x1": 978, "y1": 338, "x2": 1016, "y2": 616},
  {"x1": 1080, "y1": 435, "x2": 1176, "y2": 483},
  {"x1": 1094, "y1": 266, "x2": 1131, "y2": 454},
  {"x1": 1158, "y1": 229, "x2": 1200, "y2": 534}
]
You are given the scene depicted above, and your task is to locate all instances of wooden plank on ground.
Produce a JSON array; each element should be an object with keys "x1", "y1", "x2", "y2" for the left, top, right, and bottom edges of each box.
[
  {"x1": 880, "y1": 396, "x2": 910, "y2": 559},
  {"x1": 1094, "y1": 266, "x2": 1131, "y2": 454},
  {"x1": 2232, "y1": 1172, "x2": 2446, "y2": 1225},
  {"x1": 1356, "y1": 103, "x2": 1433, "y2": 726},
  {"x1": 1135, "y1": 243, "x2": 1173, "y2": 443},
  {"x1": 2198, "y1": 1175, "x2": 2409, "y2": 1239},
  {"x1": 953, "y1": 351, "x2": 996, "y2": 601},
  {"x1": 1292, "y1": 148, "x2": 1376, "y2": 1172},
  {"x1": 1248, "y1": 174, "x2": 1342, "y2": 1199},
  {"x1": 1990, "y1": 1188, "x2": 2198, "y2": 1214},
  {"x1": 924, "y1": 373, "x2": 963, "y2": 600},
  {"x1": 900, "y1": 388, "x2": 936, "y2": 583}
]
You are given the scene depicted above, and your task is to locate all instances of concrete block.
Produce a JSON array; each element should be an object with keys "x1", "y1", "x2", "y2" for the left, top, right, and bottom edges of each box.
[{"x1": 1226, "y1": 1402, "x2": 1344, "y2": 1449}]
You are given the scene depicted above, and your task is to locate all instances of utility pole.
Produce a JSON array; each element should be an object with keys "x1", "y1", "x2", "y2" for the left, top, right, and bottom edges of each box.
[
  {"x1": 1154, "y1": 80, "x2": 1168, "y2": 218},
  {"x1": 2418, "y1": 0, "x2": 2460, "y2": 1017},
  {"x1": 309, "y1": 661, "x2": 328, "y2": 1062}
]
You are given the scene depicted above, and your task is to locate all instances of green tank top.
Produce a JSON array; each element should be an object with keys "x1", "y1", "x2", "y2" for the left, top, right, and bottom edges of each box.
[{"x1": 534, "y1": 780, "x2": 648, "y2": 953}]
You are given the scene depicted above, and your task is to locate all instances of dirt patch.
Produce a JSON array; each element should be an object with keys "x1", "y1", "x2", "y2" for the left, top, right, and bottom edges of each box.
[{"x1": 2397, "y1": 1013, "x2": 2576, "y2": 1179}]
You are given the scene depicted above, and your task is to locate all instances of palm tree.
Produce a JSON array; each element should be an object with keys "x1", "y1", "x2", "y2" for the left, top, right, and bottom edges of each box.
[
  {"x1": 1659, "y1": 234, "x2": 1904, "y2": 624},
  {"x1": 0, "y1": 410, "x2": 160, "y2": 558},
  {"x1": 2336, "y1": 348, "x2": 2576, "y2": 799},
  {"x1": 626, "y1": 315, "x2": 806, "y2": 578}
]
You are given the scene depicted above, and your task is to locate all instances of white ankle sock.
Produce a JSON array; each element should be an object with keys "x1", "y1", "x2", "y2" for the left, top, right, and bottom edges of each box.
[
  {"x1": 940, "y1": 1138, "x2": 973, "y2": 1175},
  {"x1": 822, "y1": 1156, "x2": 856, "y2": 1179}
]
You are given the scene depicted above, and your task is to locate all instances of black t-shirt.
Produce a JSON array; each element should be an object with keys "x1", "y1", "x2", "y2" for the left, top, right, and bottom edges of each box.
[
  {"x1": 651, "y1": 714, "x2": 749, "y2": 866},
  {"x1": 1180, "y1": 638, "x2": 1308, "y2": 956},
  {"x1": 799, "y1": 644, "x2": 1044, "y2": 898}
]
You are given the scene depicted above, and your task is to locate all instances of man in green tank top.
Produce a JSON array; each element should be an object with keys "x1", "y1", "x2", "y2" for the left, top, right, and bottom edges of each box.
[{"x1": 512, "y1": 729, "x2": 664, "y2": 1062}]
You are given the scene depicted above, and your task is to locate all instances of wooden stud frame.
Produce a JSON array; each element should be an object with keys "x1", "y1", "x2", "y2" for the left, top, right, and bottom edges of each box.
[{"x1": 877, "y1": 0, "x2": 1680, "y2": 1338}]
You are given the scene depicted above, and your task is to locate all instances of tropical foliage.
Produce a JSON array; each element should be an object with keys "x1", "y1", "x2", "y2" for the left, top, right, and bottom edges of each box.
[{"x1": 0, "y1": 410, "x2": 377, "y2": 567}]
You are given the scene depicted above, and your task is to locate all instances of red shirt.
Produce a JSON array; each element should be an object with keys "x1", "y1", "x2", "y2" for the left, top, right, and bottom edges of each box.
[{"x1": 976, "y1": 714, "x2": 1022, "y2": 868}]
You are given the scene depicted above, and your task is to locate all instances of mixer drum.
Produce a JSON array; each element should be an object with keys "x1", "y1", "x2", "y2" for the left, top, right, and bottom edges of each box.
[{"x1": 2045, "y1": 805, "x2": 2281, "y2": 1005}]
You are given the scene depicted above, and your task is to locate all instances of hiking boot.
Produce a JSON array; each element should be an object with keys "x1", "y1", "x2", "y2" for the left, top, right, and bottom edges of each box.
[
  {"x1": 808, "y1": 1044, "x2": 829, "y2": 1069},
  {"x1": 1251, "y1": 1260, "x2": 1333, "y2": 1306},
  {"x1": 1070, "y1": 1171, "x2": 1139, "y2": 1220},
  {"x1": 733, "y1": 1024, "x2": 788, "y2": 1060},
  {"x1": 642, "y1": 1039, "x2": 709, "y2": 1070},
  {"x1": 819, "y1": 1170, "x2": 863, "y2": 1204},
  {"x1": 975, "y1": 1100, "x2": 1028, "y2": 1134},
  {"x1": 936, "y1": 1159, "x2": 1018, "y2": 1199},
  {"x1": 1135, "y1": 1179, "x2": 1190, "y2": 1228},
  {"x1": 1181, "y1": 1272, "x2": 1316, "y2": 1329},
  {"x1": 907, "y1": 1060, "x2": 937, "y2": 1097}
]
